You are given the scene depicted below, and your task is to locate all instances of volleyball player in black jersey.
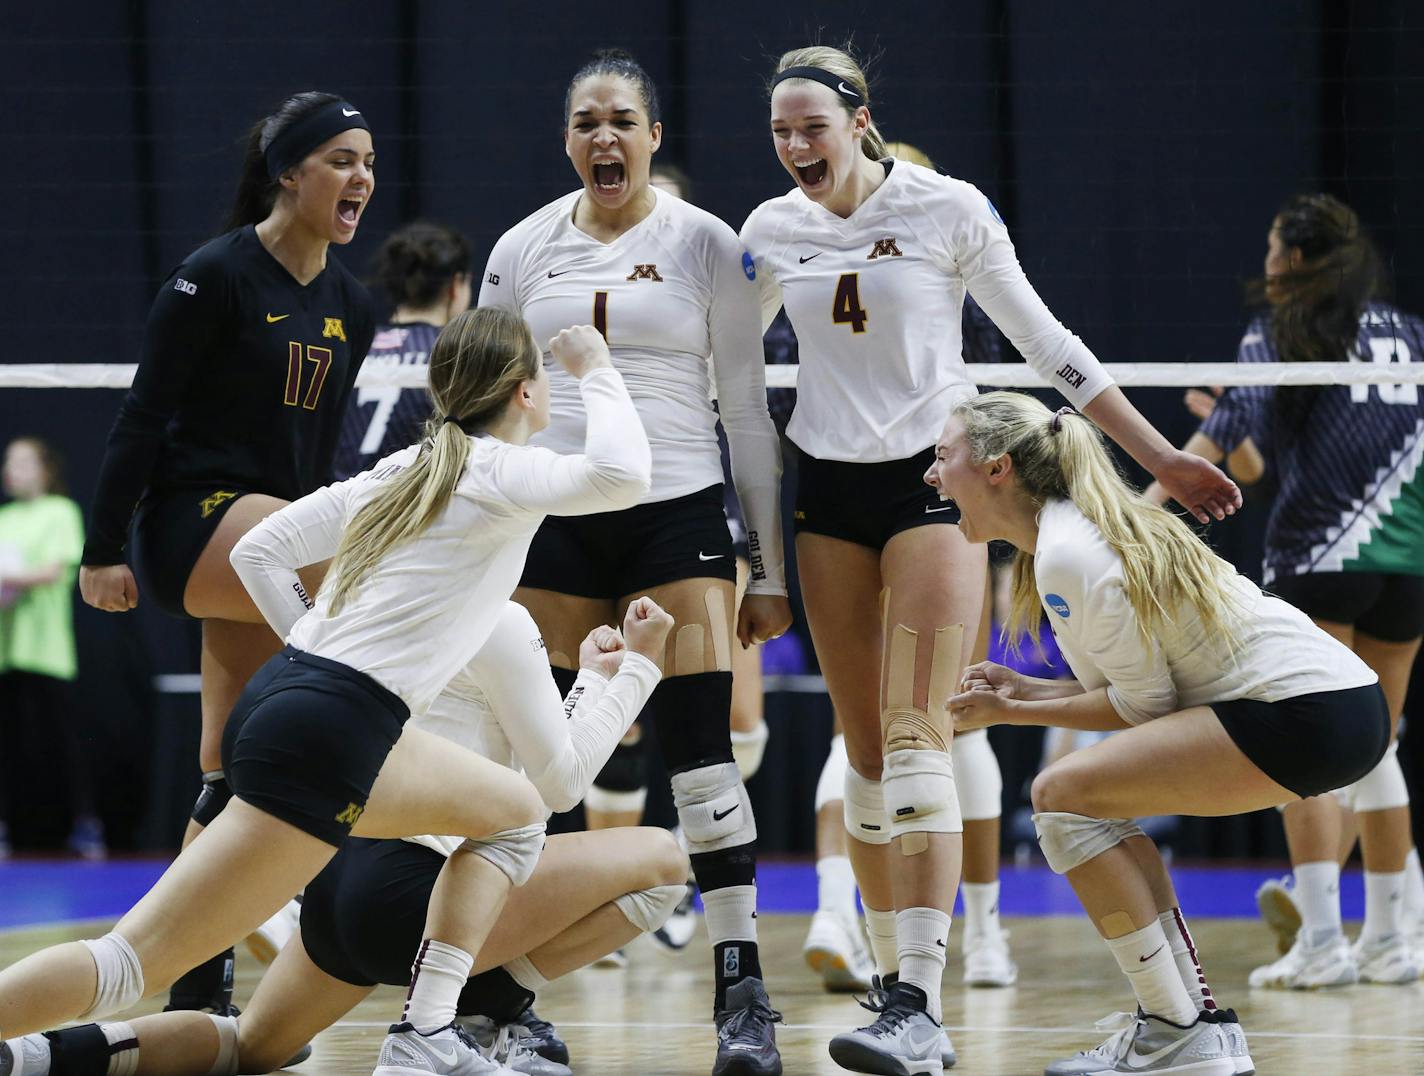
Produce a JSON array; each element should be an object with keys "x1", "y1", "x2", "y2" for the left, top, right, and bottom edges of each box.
[
  {"x1": 77, "y1": 91, "x2": 377, "y2": 1014},
  {"x1": 333, "y1": 221, "x2": 472, "y2": 480}
]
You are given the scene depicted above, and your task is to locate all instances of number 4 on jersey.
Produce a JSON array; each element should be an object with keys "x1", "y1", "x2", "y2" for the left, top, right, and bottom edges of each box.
[{"x1": 833, "y1": 273, "x2": 868, "y2": 333}]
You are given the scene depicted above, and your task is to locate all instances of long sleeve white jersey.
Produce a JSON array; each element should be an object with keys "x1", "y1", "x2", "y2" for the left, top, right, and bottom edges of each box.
[
  {"x1": 230, "y1": 367, "x2": 651, "y2": 716},
  {"x1": 740, "y1": 160, "x2": 1115, "y2": 463},
  {"x1": 478, "y1": 187, "x2": 786, "y2": 595},
  {"x1": 405, "y1": 600, "x2": 663, "y2": 857},
  {"x1": 1034, "y1": 499, "x2": 1376, "y2": 727}
]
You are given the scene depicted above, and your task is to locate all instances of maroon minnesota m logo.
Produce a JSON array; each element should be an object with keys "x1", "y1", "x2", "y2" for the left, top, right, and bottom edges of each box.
[
  {"x1": 866, "y1": 238, "x2": 904, "y2": 260},
  {"x1": 626, "y1": 264, "x2": 664, "y2": 282}
]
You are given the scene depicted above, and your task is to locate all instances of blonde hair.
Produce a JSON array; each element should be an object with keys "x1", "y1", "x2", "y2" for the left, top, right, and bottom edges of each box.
[
  {"x1": 774, "y1": 45, "x2": 887, "y2": 160},
  {"x1": 883, "y1": 141, "x2": 934, "y2": 169},
  {"x1": 324, "y1": 307, "x2": 541, "y2": 614},
  {"x1": 952, "y1": 391, "x2": 1242, "y2": 652}
]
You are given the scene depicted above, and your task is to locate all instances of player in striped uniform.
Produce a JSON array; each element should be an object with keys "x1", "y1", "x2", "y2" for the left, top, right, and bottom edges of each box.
[
  {"x1": 479, "y1": 50, "x2": 790, "y2": 1076},
  {"x1": 741, "y1": 44, "x2": 1240, "y2": 1075},
  {"x1": 1153, "y1": 194, "x2": 1424, "y2": 988},
  {"x1": 333, "y1": 221, "x2": 472, "y2": 481}
]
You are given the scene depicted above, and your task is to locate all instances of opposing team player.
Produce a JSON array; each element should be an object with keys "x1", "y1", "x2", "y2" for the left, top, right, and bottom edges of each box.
[
  {"x1": 935, "y1": 391, "x2": 1387, "y2": 1076},
  {"x1": 479, "y1": 49, "x2": 790, "y2": 1076},
  {"x1": 740, "y1": 45, "x2": 1239, "y2": 1075}
]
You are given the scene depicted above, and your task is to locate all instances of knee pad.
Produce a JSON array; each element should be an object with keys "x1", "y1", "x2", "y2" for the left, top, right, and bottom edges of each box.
[
  {"x1": 650, "y1": 672, "x2": 735, "y2": 774},
  {"x1": 204, "y1": 1013, "x2": 240, "y2": 1076},
  {"x1": 843, "y1": 763, "x2": 890, "y2": 845},
  {"x1": 191, "y1": 769, "x2": 231, "y2": 827},
  {"x1": 77, "y1": 933, "x2": 145, "y2": 1020},
  {"x1": 614, "y1": 883, "x2": 688, "y2": 934},
  {"x1": 670, "y1": 761, "x2": 756, "y2": 855},
  {"x1": 731, "y1": 721, "x2": 769, "y2": 780},
  {"x1": 1350, "y1": 741, "x2": 1410, "y2": 813},
  {"x1": 816, "y1": 734, "x2": 849, "y2": 813},
  {"x1": 459, "y1": 822, "x2": 547, "y2": 887},
  {"x1": 586, "y1": 734, "x2": 649, "y2": 814},
  {"x1": 42, "y1": 1023, "x2": 130, "y2": 1076},
  {"x1": 882, "y1": 749, "x2": 961, "y2": 853},
  {"x1": 1033, "y1": 812, "x2": 1145, "y2": 874},
  {"x1": 952, "y1": 729, "x2": 1003, "y2": 822}
]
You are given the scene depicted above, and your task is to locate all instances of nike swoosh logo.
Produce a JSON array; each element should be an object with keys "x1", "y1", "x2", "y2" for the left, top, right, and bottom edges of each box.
[
  {"x1": 342, "y1": 108, "x2": 360, "y2": 117},
  {"x1": 936, "y1": 938, "x2": 946, "y2": 947},
  {"x1": 799, "y1": 253, "x2": 822, "y2": 263},
  {"x1": 1140, "y1": 945, "x2": 1165, "y2": 963},
  {"x1": 266, "y1": 313, "x2": 290, "y2": 323},
  {"x1": 548, "y1": 268, "x2": 575, "y2": 278},
  {"x1": 422, "y1": 1039, "x2": 460, "y2": 1065},
  {"x1": 837, "y1": 82, "x2": 855, "y2": 97},
  {"x1": 924, "y1": 505, "x2": 954, "y2": 513},
  {"x1": 698, "y1": 552, "x2": 725, "y2": 561},
  {"x1": 712, "y1": 804, "x2": 739, "y2": 821}
]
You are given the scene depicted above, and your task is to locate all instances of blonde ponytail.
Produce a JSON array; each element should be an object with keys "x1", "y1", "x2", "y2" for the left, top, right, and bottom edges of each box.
[{"x1": 774, "y1": 45, "x2": 887, "y2": 160}]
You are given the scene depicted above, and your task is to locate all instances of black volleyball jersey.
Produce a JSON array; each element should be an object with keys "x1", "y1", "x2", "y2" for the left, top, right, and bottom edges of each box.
[
  {"x1": 82, "y1": 225, "x2": 374, "y2": 565},
  {"x1": 331, "y1": 321, "x2": 440, "y2": 480}
]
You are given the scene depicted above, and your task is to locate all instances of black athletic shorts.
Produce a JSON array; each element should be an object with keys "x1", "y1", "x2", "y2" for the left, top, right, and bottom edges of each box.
[
  {"x1": 520, "y1": 484, "x2": 736, "y2": 599},
  {"x1": 1211, "y1": 682, "x2": 1390, "y2": 798},
  {"x1": 131, "y1": 485, "x2": 251, "y2": 618},
  {"x1": 222, "y1": 647, "x2": 409, "y2": 846},
  {"x1": 792, "y1": 444, "x2": 959, "y2": 551},
  {"x1": 1269, "y1": 571, "x2": 1424, "y2": 643}
]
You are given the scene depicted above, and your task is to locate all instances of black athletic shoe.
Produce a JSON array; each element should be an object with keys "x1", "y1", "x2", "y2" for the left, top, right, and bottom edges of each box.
[
  {"x1": 516, "y1": 1006, "x2": 569, "y2": 1065},
  {"x1": 713, "y1": 977, "x2": 783, "y2": 1075}
]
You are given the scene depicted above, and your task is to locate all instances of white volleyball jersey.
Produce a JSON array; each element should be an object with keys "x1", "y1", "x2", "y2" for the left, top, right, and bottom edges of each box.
[
  {"x1": 230, "y1": 367, "x2": 651, "y2": 716},
  {"x1": 740, "y1": 159, "x2": 1115, "y2": 463},
  {"x1": 1034, "y1": 498, "x2": 1376, "y2": 727},
  {"x1": 406, "y1": 600, "x2": 662, "y2": 857},
  {"x1": 479, "y1": 187, "x2": 786, "y2": 594}
]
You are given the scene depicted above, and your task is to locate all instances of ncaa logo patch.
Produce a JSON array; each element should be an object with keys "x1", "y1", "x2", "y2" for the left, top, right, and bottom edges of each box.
[
  {"x1": 741, "y1": 251, "x2": 756, "y2": 281},
  {"x1": 1045, "y1": 593, "x2": 1070, "y2": 619},
  {"x1": 986, "y1": 197, "x2": 1005, "y2": 226}
]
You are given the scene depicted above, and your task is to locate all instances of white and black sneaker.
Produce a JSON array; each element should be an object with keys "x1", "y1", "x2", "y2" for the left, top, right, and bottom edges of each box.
[
  {"x1": 373, "y1": 1021, "x2": 515, "y2": 1075},
  {"x1": 652, "y1": 882, "x2": 699, "y2": 951},
  {"x1": 714, "y1": 977, "x2": 783, "y2": 1075},
  {"x1": 829, "y1": 979, "x2": 947, "y2": 1076},
  {"x1": 1205, "y1": 1008, "x2": 1255, "y2": 1075},
  {"x1": 0, "y1": 1034, "x2": 52, "y2": 1076},
  {"x1": 1043, "y1": 1010, "x2": 1236, "y2": 1075},
  {"x1": 514, "y1": 1008, "x2": 568, "y2": 1065}
]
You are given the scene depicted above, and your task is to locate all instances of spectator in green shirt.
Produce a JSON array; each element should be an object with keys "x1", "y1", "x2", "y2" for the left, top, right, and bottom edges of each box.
[{"x1": 0, "y1": 436, "x2": 104, "y2": 858}]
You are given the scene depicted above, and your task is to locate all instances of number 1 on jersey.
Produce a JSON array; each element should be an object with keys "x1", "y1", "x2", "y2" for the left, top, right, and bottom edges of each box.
[
  {"x1": 594, "y1": 291, "x2": 609, "y2": 341},
  {"x1": 833, "y1": 273, "x2": 868, "y2": 333}
]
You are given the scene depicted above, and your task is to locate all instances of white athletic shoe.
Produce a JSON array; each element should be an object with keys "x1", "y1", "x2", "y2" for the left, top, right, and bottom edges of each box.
[
  {"x1": 962, "y1": 928, "x2": 1018, "y2": 987},
  {"x1": 829, "y1": 980, "x2": 949, "y2": 1075},
  {"x1": 1247, "y1": 933, "x2": 1358, "y2": 989},
  {"x1": 245, "y1": 895, "x2": 302, "y2": 965},
  {"x1": 479, "y1": 1022, "x2": 572, "y2": 1076},
  {"x1": 0, "y1": 1034, "x2": 52, "y2": 1076},
  {"x1": 1352, "y1": 932, "x2": 1422, "y2": 984},
  {"x1": 592, "y1": 947, "x2": 628, "y2": 969},
  {"x1": 1204, "y1": 1009, "x2": 1255, "y2": 1075},
  {"x1": 372, "y1": 1022, "x2": 516, "y2": 1075},
  {"x1": 1252, "y1": 876, "x2": 1301, "y2": 956},
  {"x1": 803, "y1": 909, "x2": 875, "y2": 993},
  {"x1": 650, "y1": 883, "x2": 698, "y2": 952},
  {"x1": 1043, "y1": 1010, "x2": 1236, "y2": 1075}
]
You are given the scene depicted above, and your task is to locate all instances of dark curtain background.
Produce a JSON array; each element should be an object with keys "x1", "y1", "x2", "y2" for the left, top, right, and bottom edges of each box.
[{"x1": 1, "y1": 2, "x2": 1420, "y2": 853}]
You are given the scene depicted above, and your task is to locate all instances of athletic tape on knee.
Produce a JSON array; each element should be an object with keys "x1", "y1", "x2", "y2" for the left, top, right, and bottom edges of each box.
[
  {"x1": 1033, "y1": 812, "x2": 1145, "y2": 875},
  {"x1": 204, "y1": 1013, "x2": 240, "y2": 1076},
  {"x1": 98, "y1": 1021, "x2": 140, "y2": 1076},
  {"x1": 77, "y1": 933, "x2": 145, "y2": 1020},
  {"x1": 191, "y1": 769, "x2": 231, "y2": 828},
  {"x1": 816, "y1": 733, "x2": 849, "y2": 814},
  {"x1": 952, "y1": 728, "x2": 1003, "y2": 822},
  {"x1": 459, "y1": 822, "x2": 547, "y2": 887},
  {"x1": 614, "y1": 883, "x2": 688, "y2": 933},
  {"x1": 882, "y1": 749, "x2": 961, "y2": 851},
  {"x1": 671, "y1": 761, "x2": 757, "y2": 854},
  {"x1": 730, "y1": 721, "x2": 769, "y2": 780},
  {"x1": 1350, "y1": 741, "x2": 1409, "y2": 812},
  {"x1": 843, "y1": 763, "x2": 890, "y2": 845}
]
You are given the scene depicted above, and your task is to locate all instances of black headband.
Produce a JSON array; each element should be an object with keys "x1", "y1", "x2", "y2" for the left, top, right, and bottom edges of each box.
[
  {"x1": 770, "y1": 66, "x2": 865, "y2": 108},
  {"x1": 264, "y1": 100, "x2": 371, "y2": 180}
]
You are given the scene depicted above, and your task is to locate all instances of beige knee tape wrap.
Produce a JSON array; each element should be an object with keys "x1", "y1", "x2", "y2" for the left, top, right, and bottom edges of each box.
[{"x1": 204, "y1": 1013, "x2": 240, "y2": 1076}]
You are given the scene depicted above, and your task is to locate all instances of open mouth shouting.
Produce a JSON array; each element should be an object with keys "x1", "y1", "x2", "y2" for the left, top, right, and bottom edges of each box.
[
  {"x1": 591, "y1": 157, "x2": 626, "y2": 196},
  {"x1": 336, "y1": 195, "x2": 365, "y2": 229},
  {"x1": 793, "y1": 157, "x2": 829, "y2": 190}
]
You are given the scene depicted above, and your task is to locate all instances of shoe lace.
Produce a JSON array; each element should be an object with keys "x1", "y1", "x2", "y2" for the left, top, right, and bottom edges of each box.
[
  {"x1": 859, "y1": 978, "x2": 891, "y2": 1014},
  {"x1": 855, "y1": 988, "x2": 922, "y2": 1036},
  {"x1": 518, "y1": 1007, "x2": 557, "y2": 1042},
  {"x1": 489, "y1": 1023, "x2": 543, "y2": 1065},
  {"x1": 718, "y1": 996, "x2": 784, "y2": 1043}
]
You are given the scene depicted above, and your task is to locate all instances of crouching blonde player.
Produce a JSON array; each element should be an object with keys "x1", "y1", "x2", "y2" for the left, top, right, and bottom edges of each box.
[{"x1": 929, "y1": 392, "x2": 1388, "y2": 1076}]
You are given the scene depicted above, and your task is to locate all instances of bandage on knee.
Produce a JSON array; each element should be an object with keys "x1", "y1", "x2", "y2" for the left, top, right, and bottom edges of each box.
[
  {"x1": 191, "y1": 769, "x2": 231, "y2": 827},
  {"x1": 952, "y1": 728, "x2": 1003, "y2": 822},
  {"x1": 843, "y1": 763, "x2": 890, "y2": 845},
  {"x1": 204, "y1": 1013, "x2": 240, "y2": 1076},
  {"x1": 882, "y1": 749, "x2": 961, "y2": 854},
  {"x1": 614, "y1": 883, "x2": 688, "y2": 933},
  {"x1": 78, "y1": 932, "x2": 145, "y2": 1020},
  {"x1": 730, "y1": 722, "x2": 769, "y2": 779},
  {"x1": 458, "y1": 822, "x2": 547, "y2": 887},
  {"x1": 816, "y1": 734, "x2": 849, "y2": 814},
  {"x1": 1033, "y1": 811, "x2": 1145, "y2": 874},
  {"x1": 671, "y1": 761, "x2": 757, "y2": 854},
  {"x1": 1350, "y1": 740, "x2": 1410, "y2": 813}
]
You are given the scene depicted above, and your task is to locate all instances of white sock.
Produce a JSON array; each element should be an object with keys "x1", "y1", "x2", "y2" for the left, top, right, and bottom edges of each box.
[
  {"x1": 402, "y1": 939, "x2": 473, "y2": 1033},
  {"x1": 895, "y1": 907, "x2": 949, "y2": 1024},
  {"x1": 864, "y1": 905, "x2": 899, "y2": 976},
  {"x1": 961, "y1": 881, "x2": 1001, "y2": 942},
  {"x1": 8, "y1": 1035, "x2": 50, "y2": 1074},
  {"x1": 1294, "y1": 860, "x2": 1343, "y2": 946},
  {"x1": 816, "y1": 855, "x2": 858, "y2": 921},
  {"x1": 1158, "y1": 908, "x2": 1215, "y2": 1013},
  {"x1": 1403, "y1": 848, "x2": 1424, "y2": 929},
  {"x1": 1361, "y1": 870, "x2": 1406, "y2": 942},
  {"x1": 1105, "y1": 921, "x2": 1197, "y2": 1026},
  {"x1": 702, "y1": 885, "x2": 758, "y2": 945},
  {"x1": 101, "y1": 1021, "x2": 139, "y2": 1076},
  {"x1": 504, "y1": 954, "x2": 548, "y2": 991}
]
